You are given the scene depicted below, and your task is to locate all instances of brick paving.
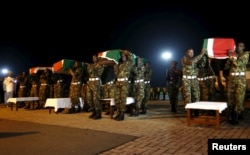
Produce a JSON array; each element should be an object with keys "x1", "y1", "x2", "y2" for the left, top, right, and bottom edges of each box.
[{"x1": 0, "y1": 99, "x2": 250, "y2": 155}]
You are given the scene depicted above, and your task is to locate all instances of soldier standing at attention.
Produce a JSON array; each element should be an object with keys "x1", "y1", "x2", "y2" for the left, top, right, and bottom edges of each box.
[
  {"x1": 142, "y1": 61, "x2": 153, "y2": 114},
  {"x1": 28, "y1": 75, "x2": 39, "y2": 109},
  {"x1": 18, "y1": 72, "x2": 30, "y2": 108},
  {"x1": 68, "y1": 61, "x2": 84, "y2": 113},
  {"x1": 38, "y1": 68, "x2": 51, "y2": 109},
  {"x1": 166, "y1": 61, "x2": 182, "y2": 113},
  {"x1": 114, "y1": 50, "x2": 133, "y2": 121},
  {"x1": 130, "y1": 56, "x2": 145, "y2": 116},
  {"x1": 224, "y1": 42, "x2": 249, "y2": 125},
  {"x1": 53, "y1": 75, "x2": 65, "y2": 98},
  {"x1": 86, "y1": 55, "x2": 104, "y2": 119},
  {"x1": 181, "y1": 48, "x2": 206, "y2": 116}
]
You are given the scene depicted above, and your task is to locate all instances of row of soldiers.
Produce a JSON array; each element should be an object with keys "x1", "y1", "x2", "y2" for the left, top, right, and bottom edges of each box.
[{"x1": 14, "y1": 50, "x2": 153, "y2": 121}]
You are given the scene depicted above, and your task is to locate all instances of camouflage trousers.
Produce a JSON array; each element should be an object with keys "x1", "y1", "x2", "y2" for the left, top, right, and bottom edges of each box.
[
  {"x1": 54, "y1": 83, "x2": 65, "y2": 98},
  {"x1": 102, "y1": 83, "x2": 115, "y2": 99},
  {"x1": 39, "y1": 85, "x2": 50, "y2": 103},
  {"x1": 199, "y1": 78, "x2": 216, "y2": 101},
  {"x1": 167, "y1": 83, "x2": 179, "y2": 105},
  {"x1": 143, "y1": 83, "x2": 151, "y2": 108},
  {"x1": 86, "y1": 81, "x2": 101, "y2": 111},
  {"x1": 182, "y1": 78, "x2": 200, "y2": 104},
  {"x1": 69, "y1": 83, "x2": 82, "y2": 107},
  {"x1": 115, "y1": 81, "x2": 129, "y2": 112},
  {"x1": 18, "y1": 87, "x2": 28, "y2": 97},
  {"x1": 30, "y1": 86, "x2": 38, "y2": 97},
  {"x1": 227, "y1": 76, "x2": 246, "y2": 113},
  {"x1": 134, "y1": 82, "x2": 145, "y2": 108}
]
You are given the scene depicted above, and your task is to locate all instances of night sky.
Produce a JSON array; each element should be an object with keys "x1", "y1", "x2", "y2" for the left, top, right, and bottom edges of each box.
[{"x1": 0, "y1": 2, "x2": 249, "y2": 86}]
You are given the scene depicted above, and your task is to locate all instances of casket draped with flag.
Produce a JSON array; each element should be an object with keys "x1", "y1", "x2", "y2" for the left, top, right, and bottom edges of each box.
[
  {"x1": 203, "y1": 38, "x2": 236, "y2": 59},
  {"x1": 98, "y1": 49, "x2": 137, "y2": 65},
  {"x1": 98, "y1": 49, "x2": 137, "y2": 83},
  {"x1": 53, "y1": 59, "x2": 86, "y2": 74},
  {"x1": 29, "y1": 67, "x2": 52, "y2": 75},
  {"x1": 98, "y1": 49, "x2": 122, "y2": 64}
]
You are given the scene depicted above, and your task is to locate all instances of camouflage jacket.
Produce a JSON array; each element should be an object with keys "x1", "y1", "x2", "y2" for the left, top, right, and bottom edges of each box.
[
  {"x1": 87, "y1": 63, "x2": 104, "y2": 78},
  {"x1": 114, "y1": 60, "x2": 133, "y2": 79},
  {"x1": 133, "y1": 63, "x2": 146, "y2": 80},
  {"x1": 166, "y1": 68, "x2": 182, "y2": 86},
  {"x1": 70, "y1": 66, "x2": 84, "y2": 83},
  {"x1": 197, "y1": 55, "x2": 215, "y2": 77},
  {"x1": 224, "y1": 51, "x2": 249, "y2": 74},
  {"x1": 181, "y1": 53, "x2": 204, "y2": 76},
  {"x1": 145, "y1": 67, "x2": 152, "y2": 81}
]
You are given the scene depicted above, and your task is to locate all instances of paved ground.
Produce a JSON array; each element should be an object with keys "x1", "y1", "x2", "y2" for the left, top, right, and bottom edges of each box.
[{"x1": 0, "y1": 98, "x2": 250, "y2": 155}]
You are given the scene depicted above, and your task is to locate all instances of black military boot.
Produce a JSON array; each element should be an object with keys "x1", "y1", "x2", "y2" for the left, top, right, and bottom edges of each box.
[
  {"x1": 230, "y1": 111, "x2": 239, "y2": 125},
  {"x1": 141, "y1": 106, "x2": 147, "y2": 114},
  {"x1": 238, "y1": 111, "x2": 244, "y2": 121},
  {"x1": 131, "y1": 107, "x2": 139, "y2": 117},
  {"x1": 171, "y1": 101, "x2": 177, "y2": 113},
  {"x1": 114, "y1": 111, "x2": 121, "y2": 119},
  {"x1": 89, "y1": 110, "x2": 96, "y2": 118},
  {"x1": 115, "y1": 111, "x2": 124, "y2": 121},
  {"x1": 93, "y1": 110, "x2": 102, "y2": 120}
]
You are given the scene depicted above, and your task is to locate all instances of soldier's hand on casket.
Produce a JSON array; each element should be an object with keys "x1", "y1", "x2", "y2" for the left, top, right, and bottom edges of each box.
[
  {"x1": 200, "y1": 48, "x2": 206, "y2": 55},
  {"x1": 227, "y1": 49, "x2": 233, "y2": 56}
]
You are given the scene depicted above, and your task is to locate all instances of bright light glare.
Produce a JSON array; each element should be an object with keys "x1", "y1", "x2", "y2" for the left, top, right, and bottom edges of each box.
[
  {"x1": 1, "y1": 68, "x2": 8, "y2": 74},
  {"x1": 162, "y1": 52, "x2": 171, "y2": 60}
]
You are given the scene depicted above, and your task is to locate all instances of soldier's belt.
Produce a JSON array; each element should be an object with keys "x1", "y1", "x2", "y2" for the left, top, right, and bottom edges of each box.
[
  {"x1": 32, "y1": 85, "x2": 37, "y2": 87},
  {"x1": 20, "y1": 86, "x2": 26, "y2": 88},
  {"x1": 71, "y1": 82, "x2": 81, "y2": 85},
  {"x1": 144, "y1": 81, "x2": 150, "y2": 84},
  {"x1": 183, "y1": 75, "x2": 197, "y2": 79},
  {"x1": 107, "y1": 81, "x2": 114, "y2": 84},
  {"x1": 198, "y1": 76, "x2": 214, "y2": 81},
  {"x1": 207, "y1": 76, "x2": 214, "y2": 79},
  {"x1": 41, "y1": 84, "x2": 48, "y2": 86},
  {"x1": 89, "y1": 78, "x2": 99, "y2": 81},
  {"x1": 198, "y1": 78, "x2": 206, "y2": 81},
  {"x1": 134, "y1": 79, "x2": 144, "y2": 83},
  {"x1": 117, "y1": 78, "x2": 128, "y2": 81},
  {"x1": 231, "y1": 72, "x2": 245, "y2": 76}
]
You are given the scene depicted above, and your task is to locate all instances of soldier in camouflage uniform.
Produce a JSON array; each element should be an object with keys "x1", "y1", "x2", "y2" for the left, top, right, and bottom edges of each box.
[
  {"x1": 224, "y1": 42, "x2": 249, "y2": 125},
  {"x1": 182, "y1": 48, "x2": 206, "y2": 116},
  {"x1": 142, "y1": 61, "x2": 152, "y2": 114},
  {"x1": 166, "y1": 61, "x2": 182, "y2": 113},
  {"x1": 53, "y1": 75, "x2": 65, "y2": 98},
  {"x1": 197, "y1": 54, "x2": 216, "y2": 101},
  {"x1": 38, "y1": 68, "x2": 51, "y2": 109},
  {"x1": 114, "y1": 50, "x2": 133, "y2": 121},
  {"x1": 130, "y1": 56, "x2": 145, "y2": 116},
  {"x1": 29, "y1": 75, "x2": 39, "y2": 109},
  {"x1": 86, "y1": 55, "x2": 104, "y2": 119},
  {"x1": 68, "y1": 61, "x2": 84, "y2": 113},
  {"x1": 18, "y1": 72, "x2": 30, "y2": 108}
]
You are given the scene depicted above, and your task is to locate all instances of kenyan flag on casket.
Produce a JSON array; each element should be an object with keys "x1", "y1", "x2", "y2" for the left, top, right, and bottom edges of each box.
[
  {"x1": 29, "y1": 67, "x2": 52, "y2": 75},
  {"x1": 203, "y1": 38, "x2": 236, "y2": 59},
  {"x1": 53, "y1": 59, "x2": 86, "y2": 74},
  {"x1": 98, "y1": 49, "x2": 136, "y2": 64}
]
